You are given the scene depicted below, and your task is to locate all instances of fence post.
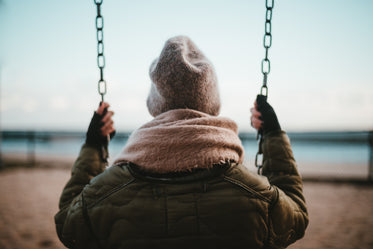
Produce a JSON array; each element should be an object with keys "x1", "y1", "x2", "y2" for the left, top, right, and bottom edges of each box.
[
  {"x1": 0, "y1": 130, "x2": 2, "y2": 169},
  {"x1": 27, "y1": 131, "x2": 36, "y2": 167},
  {"x1": 369, "y1": 130, "x2": 373, "y2": 182}
]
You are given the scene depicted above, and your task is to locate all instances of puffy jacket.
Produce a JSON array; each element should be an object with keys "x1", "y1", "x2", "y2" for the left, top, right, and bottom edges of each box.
[{"x1": 55, "y1": 130, "x2": 308, "y2": 248}]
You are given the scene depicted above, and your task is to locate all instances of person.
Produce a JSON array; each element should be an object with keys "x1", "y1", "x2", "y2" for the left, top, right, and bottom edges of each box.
[{"x1": 55, "y1": 36, "x2": 308, "y2": 249}]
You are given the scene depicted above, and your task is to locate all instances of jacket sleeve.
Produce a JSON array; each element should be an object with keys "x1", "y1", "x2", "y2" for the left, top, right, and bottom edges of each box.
[
  {"x1": 261, "y1": 130, "x2": 309, "y2": 248},
  {"x1": 54, "y1": 144, "x2": 107, "y2": 249}
]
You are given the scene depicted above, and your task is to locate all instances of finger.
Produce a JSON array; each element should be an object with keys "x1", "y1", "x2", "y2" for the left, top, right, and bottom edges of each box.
[
  {"x1": 100, "y1": 120, "x2": 114, "y2": 134},
  {"x1": 251, "y1": 116, "x2": 263, "y2": 130},
  {"x1": 252, "y1": 121, "x2": 262, "y2": 130},
  {"x1": 108, "y1": 128, "x2": 116, "y2": 136},
  {"x1": 102, "y1": 111, "x2": 114, "y2": 123},
  {"x1": 102, "y1": 127, "x2": 115, "y2": 137},
  {"x1": 101, "y1": 119, "x2": 114, "y2": 130},
  {"x1": 96, "y1": 102, "x2": 110, "y2": 115},
  {"x1": 97, "y1": 102, "x2": 110, "y2": 115},
  {"x1": 101, "y1": 125, "x2": 114, "y2": 137},
  {"x1": 250, "y1": 107, "x2": 262, "y2": 119}
]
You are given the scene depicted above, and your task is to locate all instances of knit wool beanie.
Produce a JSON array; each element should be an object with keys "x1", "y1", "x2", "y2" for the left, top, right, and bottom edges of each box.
[{"x1": 147, "y1": 36, "x2": 221, "y2": 117}]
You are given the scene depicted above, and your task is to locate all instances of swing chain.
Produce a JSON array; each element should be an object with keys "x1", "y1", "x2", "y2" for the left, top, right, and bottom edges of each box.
[
  {"x1": 256, "y1": 0, "x2": 274, "y2": 174},
  {"x1": 95, "y1": 0, "x2": 106, "y2": 102},
  {"x1": 260, "y1": 0, "x2": 274, "y2": 97}
]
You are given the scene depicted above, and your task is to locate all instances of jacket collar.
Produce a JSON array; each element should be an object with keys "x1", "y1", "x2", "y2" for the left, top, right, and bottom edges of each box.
[{"x1": 119, "y1": 162, "x2": 232, "y2": 184}]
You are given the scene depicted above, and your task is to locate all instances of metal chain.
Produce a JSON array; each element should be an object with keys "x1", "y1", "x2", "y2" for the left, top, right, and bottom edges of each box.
[
  {"x1": 95, "y1": 0, "x2": 107, "y2": 102},
  {"x1": 256, "y1": 0, "x2": 274, "y2": 174},
  {"x1": 94, "y1": 0, "x2": 110, "y2": 160},
  {"x1": 260, "y1": 0, "x2": 274, "y2": 97}
]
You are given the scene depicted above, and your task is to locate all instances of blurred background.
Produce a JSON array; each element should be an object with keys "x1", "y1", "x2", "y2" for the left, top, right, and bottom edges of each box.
[
  {"x1": 0, "y1": 1, "x2": 373, "y2": 248},
  {"x1": 0, "y1": 0, "x2": 372, "y2": 178}
]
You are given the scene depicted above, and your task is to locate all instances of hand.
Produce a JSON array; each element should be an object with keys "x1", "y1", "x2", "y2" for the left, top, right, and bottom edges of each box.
[
  {"x1": 85, "y1": 102, "x2": 116, "y2": 148},
  {"x1": 250, "y1": 95, "x2": 281, "y2": 134}
]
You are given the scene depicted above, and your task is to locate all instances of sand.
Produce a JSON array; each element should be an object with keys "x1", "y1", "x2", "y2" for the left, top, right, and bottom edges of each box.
[{"x1": 0, "y1": 165, "x2": 372, "y2": 249}]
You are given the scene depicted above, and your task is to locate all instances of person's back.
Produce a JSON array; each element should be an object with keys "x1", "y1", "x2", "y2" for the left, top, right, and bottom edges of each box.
[{"x1": 55, "y1": 36, "x2": 308, "y2": 249}]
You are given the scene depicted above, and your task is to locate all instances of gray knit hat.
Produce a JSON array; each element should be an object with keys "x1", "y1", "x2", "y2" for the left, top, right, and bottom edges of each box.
[{"x1": 147, "y1": 36, "x2": 221, "y2": 117}]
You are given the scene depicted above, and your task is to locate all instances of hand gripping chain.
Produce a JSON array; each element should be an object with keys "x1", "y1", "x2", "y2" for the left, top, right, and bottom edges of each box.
[{"x1": 256, "y1": 0, "x2": 274, "y2": 174}]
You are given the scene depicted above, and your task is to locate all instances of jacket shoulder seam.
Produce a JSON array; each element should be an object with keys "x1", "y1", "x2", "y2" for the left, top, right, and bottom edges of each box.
[
  {"x1": 87, "y1": 178, "x2": 135, "y2": 209},
  {"x1": 223, "y1": 175, "x2": 272, "y2": 203}
]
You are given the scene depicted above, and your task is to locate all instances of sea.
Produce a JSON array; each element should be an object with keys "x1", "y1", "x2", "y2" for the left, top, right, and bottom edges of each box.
[{"x1": 1, "y1": 131, "x2": 372, "y2": 178}]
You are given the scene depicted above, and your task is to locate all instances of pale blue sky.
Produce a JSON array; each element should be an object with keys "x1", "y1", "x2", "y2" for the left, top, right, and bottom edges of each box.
[{"x1": 0, "y1": 0, "x2": 372, "y2": 132}]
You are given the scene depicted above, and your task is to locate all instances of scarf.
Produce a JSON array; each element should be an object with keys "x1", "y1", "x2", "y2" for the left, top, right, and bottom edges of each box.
[{"x1": 114, "y1": 109, "x2": 244, "y2": 173}]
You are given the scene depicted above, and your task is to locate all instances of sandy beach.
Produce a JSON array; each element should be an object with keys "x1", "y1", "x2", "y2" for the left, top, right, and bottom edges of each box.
[{"x1": 0, "y1": 158, "x2": 372, "y2": 249}]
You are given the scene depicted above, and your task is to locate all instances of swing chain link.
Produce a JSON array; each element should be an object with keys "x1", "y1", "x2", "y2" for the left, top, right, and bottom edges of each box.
[
  {"x1": 95, "y1": 0, "x2": 106, "y2": 102},
  {"x1": 93, "y1": 0, "x2": 111, "y2": 163},
  {"x1": 256, "y1": 0, "x2": 274, "y2": 174},
  {"x1": 260, "y1": 0, "x2": 274, "y2": 96}
]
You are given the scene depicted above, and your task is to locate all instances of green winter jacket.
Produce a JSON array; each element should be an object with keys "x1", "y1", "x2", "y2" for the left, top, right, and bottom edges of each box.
[{"x1": 55, "y1": 130, "x2": 308, "y2": 249}]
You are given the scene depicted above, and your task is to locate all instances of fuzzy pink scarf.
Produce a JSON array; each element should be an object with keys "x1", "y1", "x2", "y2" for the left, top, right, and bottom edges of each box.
[{"x1": 114, "y1": 109, "x2": 244, "y2": 173}]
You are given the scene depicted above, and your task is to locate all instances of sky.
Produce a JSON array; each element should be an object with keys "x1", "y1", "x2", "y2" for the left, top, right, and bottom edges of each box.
[{"x1": 0, "y1": 0, "x2": 372, "y2": 132}]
